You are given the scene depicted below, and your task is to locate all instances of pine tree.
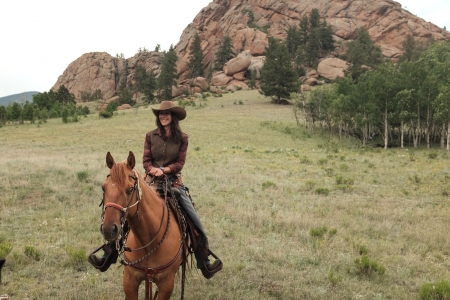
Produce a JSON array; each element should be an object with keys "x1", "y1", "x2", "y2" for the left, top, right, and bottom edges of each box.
[
  {"x1": 213, "y1": 36, "x2": 235, "y2": 71},
  {"x1": 157, "y1": 45, "x2": 178, "y2": 100},
  {"x1": 344, "y1": 27, "x2": 384, "y2": 80},
  {"x1": 187, "y1": 33, "x2": 204, "y2": 78},
  {"x1": 260, "y1": 38, "x2": 299, "y2": 103}
]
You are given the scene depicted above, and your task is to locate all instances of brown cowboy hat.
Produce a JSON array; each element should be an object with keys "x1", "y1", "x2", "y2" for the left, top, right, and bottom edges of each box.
[{"x1": 151, "y1": 101, "x2": 186, "y2": 120}]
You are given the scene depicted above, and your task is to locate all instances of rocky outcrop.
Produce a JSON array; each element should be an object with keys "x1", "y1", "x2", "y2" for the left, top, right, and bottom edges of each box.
[
  {"x1": 317, "y1": 58, "x2": 349, "y2": 81},
  {"x1": 174, "y1": 0, "x2": 450, "y2": 79},
  {"x1": 53, "y1": 0, "x2": 450, "y2": 101},
  {"x1": 52, "y1": 51, "x2": 164, "y2": 102}
]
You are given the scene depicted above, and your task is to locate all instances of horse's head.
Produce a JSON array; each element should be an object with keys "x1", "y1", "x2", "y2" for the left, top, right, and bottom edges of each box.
[{"x1": 100, "y1": 151, "x2": 140, "y2": 241}]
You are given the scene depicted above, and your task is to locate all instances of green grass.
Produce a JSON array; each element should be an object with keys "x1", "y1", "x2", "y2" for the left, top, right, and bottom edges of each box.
[{"x1": 1, "y1": 90, "x2": 450, "y2": 299}]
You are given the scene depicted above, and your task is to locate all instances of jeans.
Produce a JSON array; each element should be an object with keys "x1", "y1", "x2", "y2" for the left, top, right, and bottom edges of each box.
[{"x1": 177, "y1": 186, "x2": 210, "y2": 267}]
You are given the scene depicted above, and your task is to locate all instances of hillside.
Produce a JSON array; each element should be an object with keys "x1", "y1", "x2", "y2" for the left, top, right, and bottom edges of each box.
[
  {"x1": 0, "y1": 91, "x2": 39, "y2": 106},
  {"x1": 1, "y1": 91, "x2": 450, "y2": 299}
]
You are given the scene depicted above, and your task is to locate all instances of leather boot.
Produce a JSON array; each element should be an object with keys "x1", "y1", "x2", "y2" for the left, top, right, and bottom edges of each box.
[
  {"x1": 88, "y1": 242, "x2": 118, "y2": 272},
  {"x1": 200, "y1": 259, "x2": 223, "y2": 279}
]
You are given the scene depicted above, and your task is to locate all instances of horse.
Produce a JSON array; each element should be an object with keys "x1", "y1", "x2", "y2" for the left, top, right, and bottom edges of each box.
[{"x1": 100, "y1": 151, "x2": 186, "y2": 300}]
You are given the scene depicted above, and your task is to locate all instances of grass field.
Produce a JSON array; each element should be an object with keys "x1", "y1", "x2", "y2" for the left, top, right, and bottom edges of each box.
[{"x1": 1, "y1": 90, "x2": 450, "y2": 299}]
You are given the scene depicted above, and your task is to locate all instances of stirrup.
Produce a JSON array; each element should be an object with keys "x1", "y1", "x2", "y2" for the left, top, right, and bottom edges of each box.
[
  {"x1": 199, "y1": 250, "x2": 223, "y2": 279},
  {"x1": 88, "y1": 243, "x2": 118, "y2": 272}
]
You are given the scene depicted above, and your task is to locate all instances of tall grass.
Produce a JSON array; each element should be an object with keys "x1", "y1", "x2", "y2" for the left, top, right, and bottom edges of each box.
[{"x1": 1, "y1": 90, "x2": 450, "y2": 299}]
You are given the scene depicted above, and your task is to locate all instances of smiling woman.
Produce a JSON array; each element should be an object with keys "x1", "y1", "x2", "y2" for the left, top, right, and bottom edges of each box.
[{"x1": 144, "y1": 101, "x2": 223, "y2": 279}]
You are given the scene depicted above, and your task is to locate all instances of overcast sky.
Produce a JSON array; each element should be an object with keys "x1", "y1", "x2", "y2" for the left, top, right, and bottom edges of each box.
[{"x1": 0, "y1": 0, "x2": 449, "y2": 98}]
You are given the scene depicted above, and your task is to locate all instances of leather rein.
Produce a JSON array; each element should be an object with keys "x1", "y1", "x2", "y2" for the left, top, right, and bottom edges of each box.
[{"x1": 101, "y1": 171, "x2": 183, "y2": 300}]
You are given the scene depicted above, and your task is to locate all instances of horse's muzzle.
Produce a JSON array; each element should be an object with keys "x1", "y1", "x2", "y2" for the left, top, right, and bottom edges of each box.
[{"x1": 100, "y1": 223, "x2": 120, "y2": 241}]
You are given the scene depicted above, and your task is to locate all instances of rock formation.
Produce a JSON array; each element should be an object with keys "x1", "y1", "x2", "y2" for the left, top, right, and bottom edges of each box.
[{"x1": 53, "y1": 0, "x2": 450, "y2": 101}]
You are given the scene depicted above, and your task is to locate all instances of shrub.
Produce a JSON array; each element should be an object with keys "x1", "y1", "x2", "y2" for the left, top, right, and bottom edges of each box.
[
  {"x1": 336, "y1": 175, "x2": 354, "y2": 185},
  {"x1": 99, "y1": 101, "x2": 119, "y2": 118},
  {"x1": 65, "y1": 246, "x2": 86, "y2": 267},
  {"x1": 419, "y1": 280, "x2": 450, "y2": 300},
  {"x1": 318, "y1": 159, "x2": 328, "y2": 165},
  {"x1": 315, "y1": 187, "x2": 330, "y2": 195},
  {"x1": 354, "y1": 254, "x2": 385, "y2": 277},
  {"x1": 77, "y1": 171, "x2": 89, "y2": 182},
  {"x1": 24, "y1": 245, "x2": 42, "y2": 261},
  {"x1": 0, "y1": 234, "x2": 13, "y2": 259},
  {"x1": 428, "y1": 152, "x2": 438, "y2": 159},
  {"x1": 310, "y1": 226, "x2": 328, "y2": 238},
  {"x1": 305, "y1": 180, "x2": 316, "y2": 190},
  {"x1": 262, "y1": 181, "x2": 277, "y2": 190},
  {"x1": 328, "y1": 270, "x2": 342, "y2": 286}
]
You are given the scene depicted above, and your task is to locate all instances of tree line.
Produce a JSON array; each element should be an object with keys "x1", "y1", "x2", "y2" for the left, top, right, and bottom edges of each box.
[
  {"x1": 0, "y1": 85, "x2": 89, "y2": 126},
  {"x1": 299, "y1": 35, "x2": 450, "y2": 149}
]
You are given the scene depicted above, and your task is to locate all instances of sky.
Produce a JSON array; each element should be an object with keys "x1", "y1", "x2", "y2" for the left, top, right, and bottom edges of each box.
[{"x1": 0, "y1": 0, "x2": 449, "y2": 98}]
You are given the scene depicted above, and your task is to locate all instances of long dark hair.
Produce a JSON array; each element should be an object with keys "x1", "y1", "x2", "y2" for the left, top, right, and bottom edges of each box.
[{"x1": 155, "y1": 112, "x2": 183, "y2": 142}]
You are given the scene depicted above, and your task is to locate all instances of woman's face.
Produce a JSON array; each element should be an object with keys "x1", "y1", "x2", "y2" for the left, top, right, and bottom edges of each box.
[{"x1": 159, "y1": 111, "x2": 172, "y2": 127}]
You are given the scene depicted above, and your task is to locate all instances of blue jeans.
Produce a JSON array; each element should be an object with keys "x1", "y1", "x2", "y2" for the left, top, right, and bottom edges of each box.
[{"x1": 177, "y1": 186, "x2": 210, "y2": 268}]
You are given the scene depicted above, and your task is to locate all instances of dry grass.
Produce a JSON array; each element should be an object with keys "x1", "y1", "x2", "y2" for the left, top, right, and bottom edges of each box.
[{"x1": 1, "y1": 90, "x2": 450, "y2": 299}]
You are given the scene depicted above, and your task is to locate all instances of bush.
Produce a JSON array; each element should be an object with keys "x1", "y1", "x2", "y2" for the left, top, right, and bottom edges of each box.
[
  {"x1": 354, "y1": 254, "x2": 385, "y2": 277},
  {"x1": 0, "y1": 234, "x2": 13, "y2": 259},
  {"x1": 77, "y1": 171, "x2": 89, "y2": 182},
  {"x1": 315, "y1": 187, "x2": 330, "y2": 195},
  {"x1": 99, "y1": 101, "x2": 119, "y2": 118},
  {"x1": 262, "y1": 181, "x2": 277, "y2": 190},
  {"x1": 428, "y1": 152, "x2": 438, "y2": 159},
  {"x1": 65, "y1": 246, "x2": 86, "y2": 267},
  {"x1": 420, "y1": 280, "x2": 450, "y2": 299},
  {"x1": 24, "y1": 245, "x2": 42, "y2": 261},
  {"x1": 310, "y1": 226, "x2": 328, "y2": 238}
]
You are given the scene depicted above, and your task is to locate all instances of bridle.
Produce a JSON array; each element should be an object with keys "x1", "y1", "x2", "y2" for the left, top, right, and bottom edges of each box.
[{"x1": 100, "y1": 169, "x2": 141, "y2": 251}]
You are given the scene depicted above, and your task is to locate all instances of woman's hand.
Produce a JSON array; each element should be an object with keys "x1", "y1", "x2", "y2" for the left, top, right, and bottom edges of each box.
[{"x1": 149, "y1": 167, "x2": 164, "y2": 177}]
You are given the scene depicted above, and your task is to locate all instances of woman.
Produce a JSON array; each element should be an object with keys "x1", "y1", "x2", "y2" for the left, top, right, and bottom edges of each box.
[{"x1": 143, "y1": 101, "x2": 222, "y2": 279}]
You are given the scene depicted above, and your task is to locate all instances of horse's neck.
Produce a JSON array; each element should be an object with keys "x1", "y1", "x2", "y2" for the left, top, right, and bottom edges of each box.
[{"x1": 127, "y1": 185, "x2": 167, "y2": 244}]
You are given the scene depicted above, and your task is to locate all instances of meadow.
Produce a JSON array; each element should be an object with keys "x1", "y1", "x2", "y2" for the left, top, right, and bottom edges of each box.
[{"x1": 1, "y1": 90, "x2": 450, "y2": 299}]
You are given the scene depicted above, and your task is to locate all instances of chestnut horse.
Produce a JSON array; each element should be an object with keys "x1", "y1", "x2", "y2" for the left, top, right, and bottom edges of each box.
[{"x1": 100, "y1": 151, "x2": 185, "y2": 300}]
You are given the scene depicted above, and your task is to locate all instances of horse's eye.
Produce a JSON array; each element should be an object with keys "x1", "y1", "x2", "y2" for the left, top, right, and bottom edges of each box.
[{"x1": 126, "y1": 187, "x2": 134, "y2": 194}]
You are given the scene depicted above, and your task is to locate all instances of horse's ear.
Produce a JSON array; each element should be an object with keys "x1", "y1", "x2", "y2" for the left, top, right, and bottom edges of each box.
[
  {"x1": 106, "y1": 152, "x2": 115, "y2": 169},
  {"x1": 127, "y1": 151, "x2": 135, "y2": 169}
]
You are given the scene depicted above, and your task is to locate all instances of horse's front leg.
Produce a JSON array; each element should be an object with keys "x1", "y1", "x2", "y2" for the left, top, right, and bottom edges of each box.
[
  {"x1": 123, "y1": 267, "x2": 142, "y2": 300},
  {"x1": 155, "y1": 276, "x2": 176, "y2": 300}
]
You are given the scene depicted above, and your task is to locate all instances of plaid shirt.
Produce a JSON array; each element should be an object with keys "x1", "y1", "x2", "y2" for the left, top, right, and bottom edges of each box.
[{"x1": 143, "y1": 128, "x2": 188, "y2": 174}]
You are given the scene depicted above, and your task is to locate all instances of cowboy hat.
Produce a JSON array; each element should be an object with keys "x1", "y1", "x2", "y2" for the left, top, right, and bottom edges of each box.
[{"x1": 151, "y1": 101, "x2": 186, "y2": 120}]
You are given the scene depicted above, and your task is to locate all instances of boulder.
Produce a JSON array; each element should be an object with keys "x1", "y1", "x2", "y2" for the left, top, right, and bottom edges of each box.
[
  {"x1": 227, "y1": 80, "x2": 249, "y2": 91},
  {"x1": 305, "y1": 78, "x2": 318, "y2": 86},
  {"x1": 211, "y1": 72, "x2": 233, "y2": 86},
  {"x1": 306, "y1": 69, "x2": 319, "y2": 79},
  {"x1": 233, "y1": 71, "x2": 246, "y2": 81},
  {"x1": 223, "y1": 50, "x2": 252, "y2": 76},
  {"x1": 172, "y1": 85, "x2": 189, "y2": 98},
  {"x1": 317, "y1": 58, "x2": 349, "y2": 81},
  {"x1": 194, "y1": 77, "x2": 209, "y2": 90},
  {"x1": 301, "y1": 84, "x2": 312, "y2": 93}
]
